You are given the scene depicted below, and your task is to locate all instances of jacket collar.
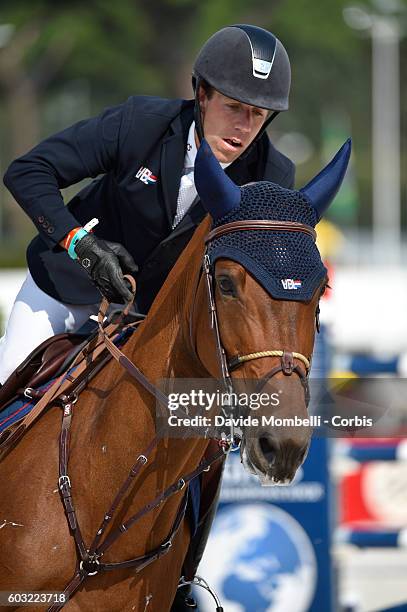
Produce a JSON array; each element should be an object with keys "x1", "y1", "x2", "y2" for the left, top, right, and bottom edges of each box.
[{"x1": 160, "y1": 101, "x2": 194, "y2": 229}]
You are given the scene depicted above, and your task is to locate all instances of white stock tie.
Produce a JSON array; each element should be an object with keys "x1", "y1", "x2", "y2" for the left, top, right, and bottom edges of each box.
[{"x1": 172, "y1": 167, "x2": 197, "y2": 229}]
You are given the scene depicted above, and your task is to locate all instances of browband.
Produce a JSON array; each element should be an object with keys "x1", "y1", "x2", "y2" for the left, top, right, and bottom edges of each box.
[{"x1": 205, "y1": 220, "x2": 316, "y2": 244}]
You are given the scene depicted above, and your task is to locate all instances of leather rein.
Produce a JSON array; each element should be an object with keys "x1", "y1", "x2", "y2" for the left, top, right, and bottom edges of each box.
[
  {"x1": 46, "y1": 296, "x2": 227, "y2": 611},
  {"x1": 46, "y1": 219, "x2": 315, "y2": 610}
]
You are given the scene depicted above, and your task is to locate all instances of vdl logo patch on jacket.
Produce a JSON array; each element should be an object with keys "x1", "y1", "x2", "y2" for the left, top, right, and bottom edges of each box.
[{"x1": 135, "y1": 166, "x2": 158, "y2": 185}]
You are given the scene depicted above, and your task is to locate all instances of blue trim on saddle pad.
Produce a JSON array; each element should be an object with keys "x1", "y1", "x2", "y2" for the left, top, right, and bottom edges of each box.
[{"x1": 0, "y1": 379, "x2": 56, "y2": 433}]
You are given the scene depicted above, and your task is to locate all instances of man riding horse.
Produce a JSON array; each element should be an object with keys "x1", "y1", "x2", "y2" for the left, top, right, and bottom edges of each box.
[{"x1": 0, "y1": 25, "x2": 293, "y2": 610}]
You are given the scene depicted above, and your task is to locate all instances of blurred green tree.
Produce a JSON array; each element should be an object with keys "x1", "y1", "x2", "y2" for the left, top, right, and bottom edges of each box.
[{"x1": 0, "y1": 0, "x2": 405, "y2": 260}]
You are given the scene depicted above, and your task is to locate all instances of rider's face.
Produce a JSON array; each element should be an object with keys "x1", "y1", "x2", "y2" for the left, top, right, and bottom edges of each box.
[{"x1": 198, "y1": 88, "x2": 269, "y2": 164}]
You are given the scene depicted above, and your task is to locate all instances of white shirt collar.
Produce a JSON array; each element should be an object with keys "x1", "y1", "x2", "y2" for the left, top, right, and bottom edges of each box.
[
  {"x1": 185, "y1": 121, "x2": 198, "y2": 169},
  {"x1": 186, "y1": 121, "x2": 231, "y2": 170}
]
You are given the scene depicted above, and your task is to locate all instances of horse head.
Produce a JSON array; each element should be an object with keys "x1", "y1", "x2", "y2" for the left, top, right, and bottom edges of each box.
[{"x1": 192, "y1": 138, "x2": 351, "y2": 484}]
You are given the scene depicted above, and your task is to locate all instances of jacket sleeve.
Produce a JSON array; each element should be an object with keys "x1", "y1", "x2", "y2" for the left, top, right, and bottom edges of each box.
[{"x1": 3, "y1": 102, "x2": 128, "y2": 248}]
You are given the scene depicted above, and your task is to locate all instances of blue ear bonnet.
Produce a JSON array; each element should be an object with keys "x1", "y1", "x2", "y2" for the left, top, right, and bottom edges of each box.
[
  {"x1": 195, "y1": 138, "x2": 350, "y2": 301},
  {"x1": 207, "y1": 182, "x2": 326, "y2": 301}
]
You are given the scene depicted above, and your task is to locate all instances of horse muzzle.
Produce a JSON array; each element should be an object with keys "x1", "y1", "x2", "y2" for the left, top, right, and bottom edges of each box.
[{"x1": 241, "y1": 432, "x2": 310, "y2": 485}]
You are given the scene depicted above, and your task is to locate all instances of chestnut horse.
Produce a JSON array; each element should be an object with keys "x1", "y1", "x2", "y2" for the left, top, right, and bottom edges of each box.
[{"x1": 0, "y1": 139, "x2": 350, "y2": 611}]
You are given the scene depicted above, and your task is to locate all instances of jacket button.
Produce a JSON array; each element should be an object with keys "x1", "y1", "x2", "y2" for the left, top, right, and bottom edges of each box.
[
  {"x1": 47, "y1": 227, "x2": 55, "y2": 234},
  {"x1": 38, "y1": 216, "x2": 45, "y2": 223},
  {"x1": 42, "y1": 221, "x2": 49, "y2": 228}
]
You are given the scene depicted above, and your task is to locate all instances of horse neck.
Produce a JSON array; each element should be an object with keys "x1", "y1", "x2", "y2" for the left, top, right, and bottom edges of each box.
[{"x1": 128, "y1": 217, "x2": 212, "y2": 381}]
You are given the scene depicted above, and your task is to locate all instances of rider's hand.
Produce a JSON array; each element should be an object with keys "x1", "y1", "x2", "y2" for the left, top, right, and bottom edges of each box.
[{"x1": 74, "y1": 233, "x2": 138, "y2": 303}]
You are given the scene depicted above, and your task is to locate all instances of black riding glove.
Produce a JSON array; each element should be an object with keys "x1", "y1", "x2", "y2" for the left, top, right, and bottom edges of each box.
[{"x1": 74, "y1": 233, "x2": 138, "y2": 303}]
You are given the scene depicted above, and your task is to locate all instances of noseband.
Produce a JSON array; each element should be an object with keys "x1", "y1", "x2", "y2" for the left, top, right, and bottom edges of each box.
[{"x1": 190, "y1": 219, "x2": 316, "y2": 441}]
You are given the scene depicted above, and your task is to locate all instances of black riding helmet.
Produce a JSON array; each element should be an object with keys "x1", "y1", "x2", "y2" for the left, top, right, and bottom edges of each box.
[{"x1": 192, "y1": 24, "x2": 291, "y2": 151}]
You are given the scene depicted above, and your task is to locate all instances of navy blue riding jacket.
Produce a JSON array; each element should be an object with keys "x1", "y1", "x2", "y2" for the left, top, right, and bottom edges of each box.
[{"x1": 3, "y1": 96, "x2": 295, "y2": 313}]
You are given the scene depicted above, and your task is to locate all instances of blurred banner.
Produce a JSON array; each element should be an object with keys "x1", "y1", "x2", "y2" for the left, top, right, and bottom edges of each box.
[{"x1": 196, "y1": 438, "x2": 332, "y2": 612}]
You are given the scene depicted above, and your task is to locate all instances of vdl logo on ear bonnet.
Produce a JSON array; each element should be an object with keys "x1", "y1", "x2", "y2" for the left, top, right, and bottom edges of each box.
[{"x1": 281, "y1": 279, "x2": 302, "y2": 290}]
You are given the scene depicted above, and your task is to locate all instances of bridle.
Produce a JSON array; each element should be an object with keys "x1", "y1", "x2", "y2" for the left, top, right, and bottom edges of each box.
[{"x1": 190, "y1": 218, "x2": 316, "y2": 443}]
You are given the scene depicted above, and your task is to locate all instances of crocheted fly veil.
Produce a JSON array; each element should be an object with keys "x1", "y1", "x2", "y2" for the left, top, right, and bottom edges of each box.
[
  {"x1": 208, "y1": 182, "x2": 322, "y2": 301},
  {"x1": 194, "y1": 138, "x2": 351, "y2": 301}
]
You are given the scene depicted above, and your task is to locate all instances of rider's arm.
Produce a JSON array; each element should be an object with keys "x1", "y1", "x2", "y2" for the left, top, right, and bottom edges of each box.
[{"x1": 3, "y1": 102, "x2": 126, "y2": 250}]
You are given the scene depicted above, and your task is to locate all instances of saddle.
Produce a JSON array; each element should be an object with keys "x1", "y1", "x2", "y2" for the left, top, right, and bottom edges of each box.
[
  {"x1": 0, "y1": 331, "x2": 92, "y2": 410},
  {"x1": 0, "y1": 307, "x2": 144, "y2": 457}
]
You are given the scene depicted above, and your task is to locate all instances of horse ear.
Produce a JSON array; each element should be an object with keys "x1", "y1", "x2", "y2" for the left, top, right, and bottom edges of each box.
[
  {"x1": 194, "y1": 139, "x2": 241, "y2": 220},
  {"x1": 300, "y1": 138, "x2": 351, "y2": 219}
]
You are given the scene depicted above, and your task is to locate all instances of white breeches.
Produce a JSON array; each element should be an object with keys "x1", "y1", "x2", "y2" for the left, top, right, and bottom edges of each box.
[{"x1": 0, "y1": 272, "x2": 99, "y2": 385}]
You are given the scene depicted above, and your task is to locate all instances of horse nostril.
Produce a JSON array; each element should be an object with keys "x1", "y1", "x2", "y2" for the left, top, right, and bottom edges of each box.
[{"x1": 259, "y1": 436, "x2": 277, "y2": 465}]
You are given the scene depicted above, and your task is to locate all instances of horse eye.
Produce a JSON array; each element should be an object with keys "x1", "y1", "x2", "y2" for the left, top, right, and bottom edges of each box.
[{"x1": 217, "y1": 276, "x2": 235, "y2": 295}]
